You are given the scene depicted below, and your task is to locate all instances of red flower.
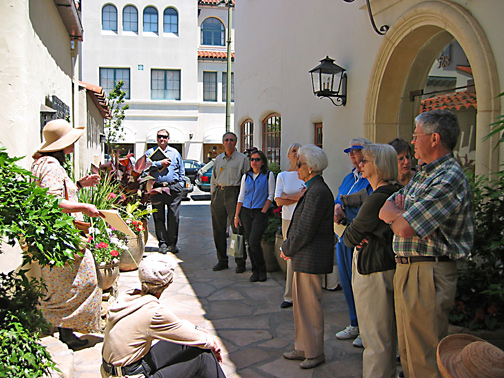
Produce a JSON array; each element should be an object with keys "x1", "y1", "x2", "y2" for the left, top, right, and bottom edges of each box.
[
  {"x1": 97, "y1": 242, "x2": 109, "y2": 249},
  {"x1": 87, "y1": 236, "x2": 93, "y2": 242},
  {"x1": 107, "y1": 193, "x2": 117, "y2": 200},
  {"x1": 110, "y1": 250, "x2": 119, "y2": 257}
]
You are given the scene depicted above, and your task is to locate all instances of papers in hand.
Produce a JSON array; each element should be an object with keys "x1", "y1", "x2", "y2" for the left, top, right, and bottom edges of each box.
[
  {"x1": 99, "y1": 210, "x2": 136, "y2": 238},
  {"x1": 148, "y1": 147, "x2": 170, "y2": 172},
  {"x1": 334, "y1": 222, "x2": 347, "y2": 238}
]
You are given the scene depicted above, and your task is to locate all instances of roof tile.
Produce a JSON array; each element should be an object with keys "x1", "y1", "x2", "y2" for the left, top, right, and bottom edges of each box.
[{"x1": 420, "y1": 89, "x2": 477, "y2": 113}]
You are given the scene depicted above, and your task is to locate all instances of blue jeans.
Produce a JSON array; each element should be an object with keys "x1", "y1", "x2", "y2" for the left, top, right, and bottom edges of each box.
[{"x1": 336, "y1": 237, "x2": 358, "y2": 327}]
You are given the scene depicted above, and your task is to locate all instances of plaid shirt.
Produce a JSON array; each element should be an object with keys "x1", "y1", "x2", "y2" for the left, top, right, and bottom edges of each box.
[{"x1": 388, "y1": 153, "x2": 473, "y2": 260}]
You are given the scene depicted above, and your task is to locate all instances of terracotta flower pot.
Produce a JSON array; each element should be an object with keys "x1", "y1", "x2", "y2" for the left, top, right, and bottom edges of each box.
[
  {"x1": 119, "y1": 234, "x2": 145, "y2": 272},
  {"x1": 98, "y1": 259, "x2": 119, "y2": 291}
]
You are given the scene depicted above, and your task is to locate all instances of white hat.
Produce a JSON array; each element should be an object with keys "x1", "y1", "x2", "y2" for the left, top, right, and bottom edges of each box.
[{"x1": 138, "y1": 254, "x2": 176, "y2": 286}]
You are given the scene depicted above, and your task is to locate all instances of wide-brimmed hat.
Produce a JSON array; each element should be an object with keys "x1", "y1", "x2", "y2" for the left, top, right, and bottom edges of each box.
[
  {"x1": 343, "y1": 144, "x2": 364, "y2": 154},
  {"x1": 437, "y1": 334, "x2": 504, "y2": 378},
  {"x1": 138, "y1": 254, "x2": 176, "y2": 286},
  {"x1": 38, "y1": 119, "x2": 84, "y2": 153}
]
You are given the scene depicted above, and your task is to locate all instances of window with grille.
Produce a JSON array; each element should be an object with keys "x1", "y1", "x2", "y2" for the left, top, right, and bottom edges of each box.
[
  {"x1": 201, "y1": 18, "x2": 224, "y2": 46},
  {"x1": 143, "y1": 6, "x2": 158, "y2": 33},
  {"x1": 163, "y1": 8, "x2": 178, "y2": 35},
  {"x1": 102, "y1": 4, "x2": 117, "y2": 32},
  {"x1": 151, "y1": 69, "x2": 181, "y2": 100},
  {"x1": 99, "y1": 68, "x2": 130, "y2": 99},
  {"x1": 123, "y1": 6, "x2": 138, "y2": 33},
  {"x1": 203, "y1": 72, "x2": 217, "y2": 101},
  {"x1": 263, "y1": 114, "x2": 281, "y2": 165},
  {"x1": 240, "y1": 120, "x2": 253, "y2": 152}
]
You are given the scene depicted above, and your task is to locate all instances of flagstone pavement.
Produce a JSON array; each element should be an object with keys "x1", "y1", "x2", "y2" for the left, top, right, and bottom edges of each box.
[{"x1": 43, "y1": 200, "x2": 366, "y2": 378}]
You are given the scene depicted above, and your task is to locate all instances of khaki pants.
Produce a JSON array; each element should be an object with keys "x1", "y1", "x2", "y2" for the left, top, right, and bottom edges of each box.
[
  {"x1": 352, "y1": 251, "x2": 396, "y2": 378},
  {"x1": 293, "y1": 272, "x2": 324, "y2": 358},
  {"x1": 282, "y1": 219, "x2": 293, "y2": 302},
  {"x1": 394, "y1": 261, "x2": 457, "y2": 378}
]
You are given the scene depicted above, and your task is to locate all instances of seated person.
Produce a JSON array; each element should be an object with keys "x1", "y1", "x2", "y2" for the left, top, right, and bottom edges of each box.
[{"x1": 101, "y1": 254, "x2": 226, "y2": 378}]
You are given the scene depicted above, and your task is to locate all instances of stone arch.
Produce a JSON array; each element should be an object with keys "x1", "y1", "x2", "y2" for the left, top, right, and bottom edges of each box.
[{"x1": 365, "y1": 0, "x2": 500, "y2": 175}]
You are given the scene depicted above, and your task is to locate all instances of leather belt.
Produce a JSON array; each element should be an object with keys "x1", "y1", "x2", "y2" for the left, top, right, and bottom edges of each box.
[
  {"x1": 102, "y1": 358, "x2": 150, "y2": 377},
  {"x1": 395, "y1": 255, "x2": 451, "y2": 264},
  {"x1": 217, "y1": 185, "x2": 240, "y2": 190},
  {"x1": 153, "y1": 181, "x2": 177, "y2": 188}
]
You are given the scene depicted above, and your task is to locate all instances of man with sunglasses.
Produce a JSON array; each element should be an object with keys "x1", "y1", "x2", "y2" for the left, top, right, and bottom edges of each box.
[
  {"x1": 210, "y1": 132, "x2": 249, "y2": 272},
  {"x1": 146, "y1": 129, "x2": 185, "y2": 254}
]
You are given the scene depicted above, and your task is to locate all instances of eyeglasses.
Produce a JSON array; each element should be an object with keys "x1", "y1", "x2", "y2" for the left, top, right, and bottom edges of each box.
[
  {"x1": 360, "y1": 158, "x2": 371, "y2": 165},
  {"x1": 412, "y1": 133, "x2": 432, "y2": 141},
  {"x1": 223, "y1": 138, "x2": 236, "y2": 142},
  {"x1": 157, "y1": 135, "x2": 168, "y2": 139},
  {"x1": 348, "y1": 149, "x2": 362, "y2": 156},
  {"x1": 296, "y1": 162, "x2": 307, "y2": 168},
  {"x1": 250, "y1": 158, "x2": 261, "y2": 162}
]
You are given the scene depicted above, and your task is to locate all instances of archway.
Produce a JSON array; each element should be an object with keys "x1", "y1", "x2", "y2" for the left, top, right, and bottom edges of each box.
[{"x1": 365, "y1": 0, "x2": 500, "y2": 175}]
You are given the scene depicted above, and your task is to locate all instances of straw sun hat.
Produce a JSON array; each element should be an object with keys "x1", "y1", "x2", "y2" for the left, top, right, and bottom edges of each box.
[
  {"x1": 437, "y1": 333, "x2": 504, "y2": 378},
  {"x1": 38, "y1": 119, "x2": 84, "y2": 153}
]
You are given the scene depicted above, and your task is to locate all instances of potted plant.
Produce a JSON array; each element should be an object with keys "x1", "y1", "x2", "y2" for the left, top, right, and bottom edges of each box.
[{"x1": 261, "y1": 206, "x2": 282, "y2": 272}]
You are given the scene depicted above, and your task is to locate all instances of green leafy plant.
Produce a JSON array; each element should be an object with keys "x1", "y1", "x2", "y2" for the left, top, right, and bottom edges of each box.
[
  {"x1": 104, "y1": 81, "x2": 129, "y2": 154},
  {"x1": 262, "y1": 206, "x2": 282, "y2": 244}
]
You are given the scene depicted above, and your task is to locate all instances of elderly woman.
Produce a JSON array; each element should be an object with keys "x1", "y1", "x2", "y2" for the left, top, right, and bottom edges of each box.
[
  {"x1": 234, "y1": 150, "x2": 275, "y2": 282},
  {"x1": 388, "y1": 138, "x2": 415, "y2": 186},
  {"x1": 281, "y1": 144, "x2": 334, "y2": 369},
  {"x1": 344, "y1": 144, "x2": 400, "y2": 378},
  {"x1": 31, "y1": 119, "x2": 102, "y2": 350},
  {"x1": 333, "y1": 137, "x2": 373, "y2": 347},
  {"x1": 101, "y1": 254, "x2": 226, "y2": 378},
  {"x1": 274, "y1": 143, "x2": 305, "y2": 308}
]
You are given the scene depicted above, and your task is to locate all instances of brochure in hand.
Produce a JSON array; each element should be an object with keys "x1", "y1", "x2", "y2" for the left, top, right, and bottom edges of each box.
[
  {"x1": 99, "y1": 210, "x2": 136, "y2": 238},
  {"x1": 148, "y1": 147, "x2": 170, "y2": 172}
]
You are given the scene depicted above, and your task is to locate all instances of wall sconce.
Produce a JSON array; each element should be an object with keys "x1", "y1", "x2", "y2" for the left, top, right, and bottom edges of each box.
[
  {"x1": 309, "y1": 56, "x2": 347, "y2": 106},
  {"x1": 189, "y1": 132, "x2": 194, "y2": 140}
]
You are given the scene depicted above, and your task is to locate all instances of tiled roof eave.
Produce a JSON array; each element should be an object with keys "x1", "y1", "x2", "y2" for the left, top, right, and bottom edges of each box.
[{"x1": 79, "y1": 81, "x2": 111, "y2": 119}]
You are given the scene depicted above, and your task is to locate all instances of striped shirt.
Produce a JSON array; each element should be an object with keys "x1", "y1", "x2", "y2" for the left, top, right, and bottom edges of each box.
[{"x1": 388, "y1": 153, "x2": 473, "y2": 260}]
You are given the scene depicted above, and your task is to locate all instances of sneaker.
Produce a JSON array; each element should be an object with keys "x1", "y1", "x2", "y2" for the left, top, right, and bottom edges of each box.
[
  {"x1": 352, "y1": 334, "x2": 363, "y2": 348},
  {"x1": 336, "y1": 325, "x2": 359, "y2": 340},
  {"x1": 283, "y1": 350, "x2": 305, "y2": 360},
  {"x1": 300, "y1": 354, "x2": 325, "y2": 369},
  {"x1": 158, "y1": 243, "x2": 168, "y2": 254}
]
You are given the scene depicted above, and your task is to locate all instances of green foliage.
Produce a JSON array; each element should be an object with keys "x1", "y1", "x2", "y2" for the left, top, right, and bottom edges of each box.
[
  {"x1": 105, "y1": 81, "x2": 130, "y2": 153},
  {"x1": 484, "y1": 92, "x2": 504, "y2": 149},
  {"x1": 268, "y1": 162, "x2": 281, "y2": 178},
  {"x1": 0, "y1": 147, "x2": 82, "y2": 268},
  {"x1": 0, "y1": 272, "x2": 58, "y2": 377},
  {"x1": 262, "y1": 206, "x2": 282, "y2": 244}
]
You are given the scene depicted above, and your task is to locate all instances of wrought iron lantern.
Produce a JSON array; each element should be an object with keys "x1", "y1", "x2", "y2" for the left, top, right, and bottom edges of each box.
[{"x1": 309, "y1": 56, "x2": 347, "y2": 106}]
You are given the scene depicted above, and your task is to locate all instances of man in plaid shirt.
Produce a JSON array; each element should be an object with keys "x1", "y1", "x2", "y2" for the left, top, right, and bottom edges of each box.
[{"x1": 379, "y1": 109, "x2": 473, "y2": 378}]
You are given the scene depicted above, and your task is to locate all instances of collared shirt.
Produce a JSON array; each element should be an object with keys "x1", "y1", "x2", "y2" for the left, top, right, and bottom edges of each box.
[
  {"x1": 388, "y1": 153, "x2": 473, "y2": 260},
  {"x1": 210, "y1": 149, "x2": 249, "y2": 193},
  {"x1": 145, "y1": 145, "x2": 185, "y2": 184}
]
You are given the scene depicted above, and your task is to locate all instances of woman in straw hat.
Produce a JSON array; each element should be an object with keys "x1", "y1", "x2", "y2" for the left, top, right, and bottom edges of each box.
[{"x1": 31, "y1": 119, "x2": 102, "y2": 350}]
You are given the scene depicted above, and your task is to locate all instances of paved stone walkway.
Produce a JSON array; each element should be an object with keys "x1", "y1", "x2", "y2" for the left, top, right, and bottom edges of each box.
[{"x1": 45, "y1": 200, "x2": 364, "y2": 377}]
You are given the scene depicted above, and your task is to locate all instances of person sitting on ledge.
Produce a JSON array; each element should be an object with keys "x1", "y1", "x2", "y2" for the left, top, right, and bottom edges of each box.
[{"x1": 101, "y1": 254, "x2": 226, "y2": 378}]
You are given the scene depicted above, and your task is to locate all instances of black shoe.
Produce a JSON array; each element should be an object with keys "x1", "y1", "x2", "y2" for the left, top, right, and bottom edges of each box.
[
  {"x1": 58, "y1": 327, "x2": 89, "y2": 351},
  {"x1": 159, "y1": 243, "x2": 168, "y2": 254},
  {"x1": 250, "y1": 272, "x2": 259, "y2": 282},
  {"x1": 235, "y1": 265, "x2": 246, "y2": 273},
  {"x1": 167, "y1": 245, "x2": 179, "y2": 254},
  {"x1": 258, "y1": 272, "x2": 267, "y2": 282},
  {"x1": 213, "y1": 262, "x2": 229, "y2": 271},
  {"x1": 281, "y1": 301, "x2": 293, "y2": 309}
]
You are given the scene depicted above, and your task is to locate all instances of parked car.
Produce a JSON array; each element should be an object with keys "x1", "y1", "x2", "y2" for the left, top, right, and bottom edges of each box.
[
  {"x1": 183, "y1": 159, "x2": 203, "y2": 183},
  {"x1": 181, "y1": 176, "x2": 193, "y2": 200},
  {"x1": 195, "y1": 160, "x2": 214, "y2": 192}
]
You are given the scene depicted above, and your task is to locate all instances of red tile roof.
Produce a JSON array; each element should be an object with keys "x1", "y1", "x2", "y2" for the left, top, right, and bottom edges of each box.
[
  {"x1": 457, "y1": 65, "x2": 472, "y2": 75},
  {"x1": 199, "y1": 0, "x2": 235, "y2": 5},
  {"x1": 198, "y1": 50, "x2": 235, "y2": 60},
  {"x1": 80, "y1": 81, "x2": 111, "y2": 119},
  {"x1": 420, "y1": 90, "x2": 477, "y2": 113}
]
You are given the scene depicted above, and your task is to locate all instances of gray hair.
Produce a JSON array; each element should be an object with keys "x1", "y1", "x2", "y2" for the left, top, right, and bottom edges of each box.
[
  {"x1": 298, "y1": 144, "x2": 328, "y2": 174},
  {"x1": 287, "y1": 143, "x2": 301, "y2": 156},
  {"x1": 350, "y1": 137, "x2": 372, "y2": 148},
  {"x1": 415, "y1": 110, "x2": 460, "y2": 150},
  {"x1": 222, "y1": 132, "x2": 237, "y2": 142},
  {"x1": 362, "y1": 144, "x2": 398, "y2": 182}
]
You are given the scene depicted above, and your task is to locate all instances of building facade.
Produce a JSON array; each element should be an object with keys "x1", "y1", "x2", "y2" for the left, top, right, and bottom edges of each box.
[
  {"x1": 234, "y1": 0, "x2": 503, "y2": 192},
  {"x1": 81, "y1": 0, "x2": 235, "y2": 163}
]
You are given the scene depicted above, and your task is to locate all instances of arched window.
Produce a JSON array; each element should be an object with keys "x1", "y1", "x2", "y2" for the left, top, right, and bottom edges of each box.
[
  {"x1": 263, "y1": 114, "x2": 281, "y2": 165},
  {"x1": 201, "y1": 18, "x2": 224, "y2": 46},
  {"x1": 123, "y1": 5, "x2": 138, "y2": 33},
  {"x1": 102, "y1": 4, "x2": 117, "y2": 32},
  {"x1": 163, "y1": 8, "x2": 178, "y2": 35},
  {"x1": 143, "y1": 6, "x2": 158, "y2": 33},
  {"x1": 241, "y1": 120, "x2": 254, "y2": 153}
]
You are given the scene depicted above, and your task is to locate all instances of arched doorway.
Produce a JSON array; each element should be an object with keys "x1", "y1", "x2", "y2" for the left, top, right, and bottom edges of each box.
[{"x1": 365, "y1": 0, "x2": 500, "y2": 175}]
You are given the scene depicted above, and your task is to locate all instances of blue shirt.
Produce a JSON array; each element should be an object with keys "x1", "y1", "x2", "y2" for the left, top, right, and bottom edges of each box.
[
  {"x1": 145, "y1": 145, "x2": 185, "y2": 184},
  {"x1": 334, "y1": 168, "x2": 373, "y2": 222}
]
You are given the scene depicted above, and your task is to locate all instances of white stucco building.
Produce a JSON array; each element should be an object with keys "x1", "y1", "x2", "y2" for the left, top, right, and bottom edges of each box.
[
  {"x1": 81, "y1": 0, "x2": 235, "y2": 163},
  {"x1": 234, "y1": 0, "x2": 503, "y2": 193}
]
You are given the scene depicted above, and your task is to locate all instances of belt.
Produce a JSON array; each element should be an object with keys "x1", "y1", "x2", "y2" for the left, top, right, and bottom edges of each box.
[
  {"x1": 217, "y1": 185, "x2": 240, "y2": 190},
  {"x1": 153, "y1": 181, "x2": 177, "y2": 188},
  {"x1": 395, "y1": 255, "x2": 451, "y2": 264},
  {"x1": 102, "y1": 358, "x2": 150, "y2": 377}
]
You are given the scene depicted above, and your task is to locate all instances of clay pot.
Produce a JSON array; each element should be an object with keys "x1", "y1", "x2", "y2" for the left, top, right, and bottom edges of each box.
[
  {"x1": 119, "y1": 234, "x2": 145, "y2": 271},
  {"x1": 98, "y1": 259, "x2": 119, "y2": 290}
]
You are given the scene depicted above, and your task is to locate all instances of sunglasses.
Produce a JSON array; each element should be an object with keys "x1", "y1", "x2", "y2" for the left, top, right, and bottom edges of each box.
[
  {"x1": 250, "y1": 158, "x2": 261, "y2": 162},
  {"x1": 223, "y1": 138, "x2": 236, "y2": 142},
  {"x1": 157, "y1": 135, "x2": 168, "y2": 139},
  {"x1": 296, "y1": 162, "x2": 307, "y2": 168}
]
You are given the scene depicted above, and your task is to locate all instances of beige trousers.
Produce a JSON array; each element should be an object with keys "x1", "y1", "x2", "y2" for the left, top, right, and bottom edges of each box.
[
  {"x1": 352, "y1": 251, "x2": 396, "y2": 378},
  {"x1": 293, "y1": 272, "x2": 324, "y2": 358},
  {"x1": 394, "y1": 261, "x2": 457, "y2": 378},
  {"x1": 282, "y1": 219, "x2": 293, "y2": 302}
]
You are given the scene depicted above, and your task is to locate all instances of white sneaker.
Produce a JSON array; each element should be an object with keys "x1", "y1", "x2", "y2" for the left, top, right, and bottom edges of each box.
[
  {"x1": 336, "y1": 325, "x2": 359, "y2": 340},
  {"x1": 352, "y1": 334, "x2": 363, "y2": 348}
]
